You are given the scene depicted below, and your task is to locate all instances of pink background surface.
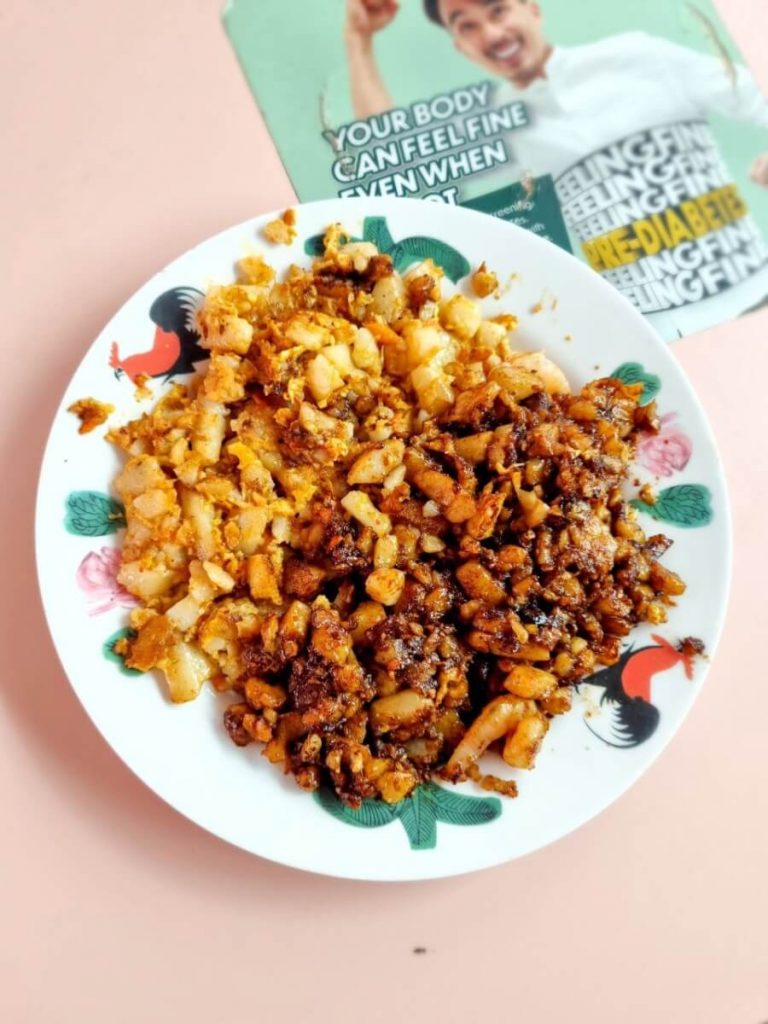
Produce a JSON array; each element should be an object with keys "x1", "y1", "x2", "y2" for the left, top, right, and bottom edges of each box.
[{"x1": 3, "y1": 2, "x2": 767, "y2": 1021}]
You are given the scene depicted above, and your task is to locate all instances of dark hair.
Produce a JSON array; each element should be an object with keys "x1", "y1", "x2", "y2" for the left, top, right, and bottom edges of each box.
[
  {"x1": 423, "y1": 0, "x2": 443, "y2": 24},
  {"x1": 423, "y1": 0, "x2": 526, "y2": 28}
]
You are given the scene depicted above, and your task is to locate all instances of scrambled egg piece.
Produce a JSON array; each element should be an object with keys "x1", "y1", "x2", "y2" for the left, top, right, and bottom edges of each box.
[
  {"x1": 68, "y1": 397, "x2": 115, "y2": 434},
  {"x1": 262, "y1": 209, "x2": 297, "y2": 246}
]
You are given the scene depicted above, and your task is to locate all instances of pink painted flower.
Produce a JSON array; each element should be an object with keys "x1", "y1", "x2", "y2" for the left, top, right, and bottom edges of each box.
[
  {"x1": 637, "y1": 413, "x2": 692, "y2": 477},
  {"x1": 76, "y1": 547, "x2": 136, "y2": 616}
]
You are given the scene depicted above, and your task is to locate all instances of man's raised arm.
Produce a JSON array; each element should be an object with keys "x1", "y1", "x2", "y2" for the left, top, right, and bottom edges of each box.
[
  {"x1": 651, "y1": 33, "x2": 768, "y2": 187},
  {"x1": 345, "y1": 0, "x2": 398, "y2": 119}
]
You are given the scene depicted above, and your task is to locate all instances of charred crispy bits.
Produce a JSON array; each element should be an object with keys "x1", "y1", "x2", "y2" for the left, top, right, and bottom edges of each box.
[
  {"x1": 68, "y1": 397, "x2": 114, "y2": 434},
  {"x1": 111, "y1": 227, "x2": 694, "y2": 807}
]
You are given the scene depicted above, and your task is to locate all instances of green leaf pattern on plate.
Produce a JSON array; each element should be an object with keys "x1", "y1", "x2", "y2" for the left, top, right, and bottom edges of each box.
[
  {"x1": 314, "y1": 782, "x2": 502, "y2": 850},
  {"x1": 362, "y1": 216, "x2": 395, "y2": 253},
  {"x1": 314, "y1": 787, "x2": 400, "y2": 828},
  {"x1": 399, "y1": 791, "x2": 438, "y2": 850},
  {"x1": 631, "y1": 484, "x2": 713, "y2": 528},
  {"x1": 303, "y1": 234, "x2": 328, "y2": 258},
  {"x1": 65, "y1": 491, "x2": 126, "y2": 536},
  {"x1": 611, "y1": 362, "x2": 661, "y2": 405},
  {"x1": 103, "y1": 627, "x2": 141, "y2": 676},
  {"x1": 423, "y1": 783, "x2": 501, "y2": 826},
  {"x1": 389, "y1": 237, "x2": 470, "y2": 282}
]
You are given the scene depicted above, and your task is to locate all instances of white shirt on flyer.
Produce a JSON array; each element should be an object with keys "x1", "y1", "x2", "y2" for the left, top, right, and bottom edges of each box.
[{"x1": 479, "y1": 32, "x2": 768, "y2": 338}]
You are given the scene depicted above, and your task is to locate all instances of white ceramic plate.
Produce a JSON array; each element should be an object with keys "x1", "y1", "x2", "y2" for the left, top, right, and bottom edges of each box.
[{"x1": 36, "y1": 198, "x2": 730, "y2": 881}]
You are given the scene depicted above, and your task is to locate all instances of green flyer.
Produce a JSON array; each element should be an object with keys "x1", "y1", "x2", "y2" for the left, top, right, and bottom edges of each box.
[{"x1": 225, "y1": 0, "x2": 768, "y2": 340}]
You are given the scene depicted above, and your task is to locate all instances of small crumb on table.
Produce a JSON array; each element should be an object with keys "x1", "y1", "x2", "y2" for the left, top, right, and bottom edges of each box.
[{"x1": 67, "y1": 397, "x2": 114, "y2": 434}]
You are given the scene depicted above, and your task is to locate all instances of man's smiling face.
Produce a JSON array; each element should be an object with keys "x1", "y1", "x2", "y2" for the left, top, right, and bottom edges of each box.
[{"x1": 437, "y1": 0, "x2": 551, "y2": 87}]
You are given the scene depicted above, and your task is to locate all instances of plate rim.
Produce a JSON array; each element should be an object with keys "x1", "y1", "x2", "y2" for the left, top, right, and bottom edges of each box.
[{"x1": 34, "y1": 196, "x2": 733, "y2": 881}]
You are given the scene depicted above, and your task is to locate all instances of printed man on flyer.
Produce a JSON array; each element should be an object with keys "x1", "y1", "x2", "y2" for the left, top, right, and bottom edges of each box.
[{"x1": 345, "y1": 0, "x2": 768, "y2": 337}]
